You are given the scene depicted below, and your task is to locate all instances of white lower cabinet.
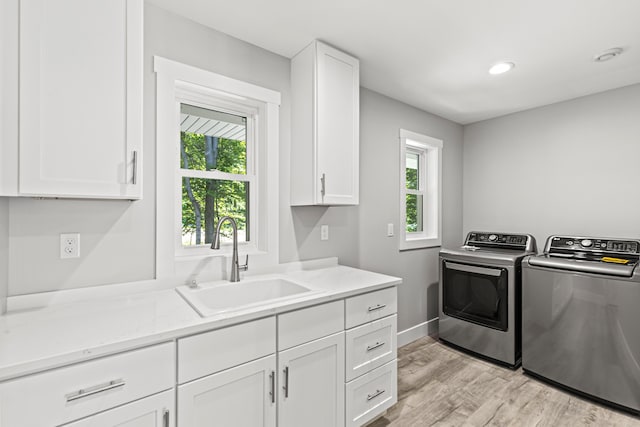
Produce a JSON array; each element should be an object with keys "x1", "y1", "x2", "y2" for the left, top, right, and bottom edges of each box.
[
  {"x1": 278, "y1": 332, "x2": 345, "y2": 427},
  {"x1": 64, "y1": 390, "x2": 174, "y2": 427},
  {"x1": 344, "y1": 288, "x2": 398, "y2": 426},
  {"x1": 345, "y1": 361, "x2": 397, "y2": 427},
  {"x1": 0, "y1": 286, "x2": 398, "y2": 427},
  {"x1": 0, "y1": 342, "x2": 175, "y2": 426},
  {"x1": 345, "y1": 315, "x2": 397, "y2": 382},
  {"x1": 177, "y1": 355, "x2": 276, "y2": 427}
]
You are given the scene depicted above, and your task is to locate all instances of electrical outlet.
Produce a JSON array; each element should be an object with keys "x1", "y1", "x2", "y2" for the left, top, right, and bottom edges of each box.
[
  {"x1": 60, "y1": 233, "x2": 80, "y2": 259},
  {"x1": 320, "y1": 225, "x2": 329, "y2": 241}
]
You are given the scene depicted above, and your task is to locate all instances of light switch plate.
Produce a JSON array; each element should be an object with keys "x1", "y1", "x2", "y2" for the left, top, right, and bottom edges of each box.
[{"x1": 387, "y1": 223, "x2": 394, "y2": 237}]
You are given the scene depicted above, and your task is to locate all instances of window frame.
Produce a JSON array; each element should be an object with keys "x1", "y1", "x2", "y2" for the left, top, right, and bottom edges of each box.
[
  {"x1": 154, "y1": 57, "x2": 280, "y2": 280},
  {"x1": 399, "y1": 129, "x2": 443, "y2": 250},
  {"x1": 175, "y1": 90, "x2": 257, "y2": 254}
]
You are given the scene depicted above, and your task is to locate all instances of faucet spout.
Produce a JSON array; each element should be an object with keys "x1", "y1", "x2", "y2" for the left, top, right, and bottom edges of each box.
[{"x1": 211, "y1": 216, "x2": 247, "y2": 282}]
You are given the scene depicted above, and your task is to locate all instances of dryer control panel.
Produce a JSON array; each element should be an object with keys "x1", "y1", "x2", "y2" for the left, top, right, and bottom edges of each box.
[{"x1": 465, "y1": 232, "x2": 536, "y2": 252}]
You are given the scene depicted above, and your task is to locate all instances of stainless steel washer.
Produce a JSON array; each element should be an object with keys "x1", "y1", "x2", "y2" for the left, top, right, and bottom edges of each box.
[
  {"x1": 522, "y1": 235, "x2": 640, "y2": 414},
  {"x1": 439, "y1": 232, "x2": 537, "y2": 367}
]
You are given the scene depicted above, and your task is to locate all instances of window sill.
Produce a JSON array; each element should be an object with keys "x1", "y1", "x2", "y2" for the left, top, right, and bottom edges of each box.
[
  {"x1": 175, "y1": 244, "x2": 264, "y2": 261},
  {"x1": 399, "y1": 237, "x2": 441, "y2": 251}
]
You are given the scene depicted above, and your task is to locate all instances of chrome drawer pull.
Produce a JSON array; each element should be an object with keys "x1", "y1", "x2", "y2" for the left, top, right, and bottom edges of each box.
[
  {"x1": 367, "y1": 304, "x2": 386, "y2": 312},
  {"x1": 366, "y1": 341, "x2": 385, "y2": 352},
  {"x1": 65, "y1": 379, "x2": 125, "y2": 402},
  {"x1": 367, "y1": 389, "x2": 385, "y2": 401},
  {"x1": 163, "y1": 409, "x2": 170, "y2": 427}
]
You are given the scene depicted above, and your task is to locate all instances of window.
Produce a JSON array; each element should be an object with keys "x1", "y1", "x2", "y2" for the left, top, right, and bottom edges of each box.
[
  {"x1": 154, "y1": 57, "x2": 280, "y2": 279},
  {"x1": 399, "y1": 129, "x2": 442, "y2": 250},
  {"x1": 178, "y1": 102, "x2": 253, "y2": 247}
]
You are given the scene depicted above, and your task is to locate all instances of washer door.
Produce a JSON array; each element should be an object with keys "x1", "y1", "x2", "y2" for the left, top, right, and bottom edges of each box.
[{"x1": 442, "y1": 261, "x2": 508, "y2": 331}]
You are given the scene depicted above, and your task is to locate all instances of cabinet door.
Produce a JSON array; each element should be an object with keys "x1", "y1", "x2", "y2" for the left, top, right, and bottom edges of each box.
[
  {"x1": 19, "y1": 0, "x2": 143, "y2": 199},
  {"x1": 63, "y1": 390, "x2": 174, "y2": 427},
  {"x1": 178, "y1": 354, "x2": 276, "y2": 427},
  {"x1": 316, "y1": 42, "x2": 359, "y2": 205},
  {"x1": 278, "y1": 332, "x2": 345, "y2": 427}
]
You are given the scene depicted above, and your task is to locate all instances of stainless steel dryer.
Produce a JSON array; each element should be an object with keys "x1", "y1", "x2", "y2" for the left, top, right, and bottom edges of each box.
[
  {"x1": 439, "y1": 232, "x2": 537, "y2": 367},
  {"x1": 522, "y1": 235, "x2": 640, "y2": 414}
]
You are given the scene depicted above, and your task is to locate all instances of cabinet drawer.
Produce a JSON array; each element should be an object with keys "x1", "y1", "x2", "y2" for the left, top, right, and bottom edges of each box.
[
  {"x1": 345, "y1": 315, "x2": 397, "y2": 381},
  {"x1": 0, "y1": 342, "x2": 174, "y2": 427},
  {"x1": 345, "y1": 360, "x2": 397, "y2": 427},
  {"x1": 345, "y1": 287, "x2": 397, "y2": 329},
  {"x1": 278, "y1": 300, "x2": 344, "y2": 351},
  {"x1": 178, "y1": 317, "x2": 275, "y2": 384}
]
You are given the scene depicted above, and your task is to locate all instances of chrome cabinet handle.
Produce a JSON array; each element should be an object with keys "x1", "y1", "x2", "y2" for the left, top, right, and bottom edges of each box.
[
  {"x1": 444, "y1": 261, "x2": 502, "y2": 277},
  {"x1": 368, "y1": 304, "x2": 386, "y2": 312},
  {"x1": 321, "y1": 173, "x2": 326, "y2": 197},
  {"x1": 132, "y1": 150, "x2": 138, "y2": 185},
  {"x1": 367, "y1": 389, "x2": 385, "y2": 401},
  {"x1": 283, "y1": 366, "x2": 289, "y2": 398},
  {"x1": 366, "y1": 341, "x2": 385, "y2": 352},
  {"x1": 65, "y1": 379, "x2": 125, "y2": 402},
  {"x1": 269, "y1": 371, "x2": 275, "y2": 403},
  {"x1": 163, "y1": 409, "x2": 170, "y2": 427}
]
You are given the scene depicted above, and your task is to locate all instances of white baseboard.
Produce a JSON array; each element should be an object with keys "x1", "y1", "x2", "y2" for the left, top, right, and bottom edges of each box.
[{"x1": 397, "y1": 318, "x2": 438, "y2": 348}]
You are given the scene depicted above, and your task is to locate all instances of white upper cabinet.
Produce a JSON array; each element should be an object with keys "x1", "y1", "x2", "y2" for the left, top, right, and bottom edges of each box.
[
  {"x1": 19, "y1": 0, "x2": 143, "y2": 199},
  {"x1": 291, "y1": 40, "x2": 359, "y2": 206}
]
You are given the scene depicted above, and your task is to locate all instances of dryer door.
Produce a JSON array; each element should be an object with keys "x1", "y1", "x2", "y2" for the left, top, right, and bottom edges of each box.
[{"x1": 442, "y1": 261, "x2": 508, "y2": 331}]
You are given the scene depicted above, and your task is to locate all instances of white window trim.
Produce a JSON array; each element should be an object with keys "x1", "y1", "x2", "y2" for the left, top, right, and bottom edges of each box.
[
  {"x1": 399, "y1": 129, "x2": 443, "y2": 250},
  {"x1": 154, "y1": 56, "x2": 280, "y2": 280}
]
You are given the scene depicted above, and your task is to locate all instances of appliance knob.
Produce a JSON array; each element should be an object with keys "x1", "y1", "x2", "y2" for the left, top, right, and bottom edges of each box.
[
  {"x1": 581, "y1": 239, "x2": 593, "y2": 248},
  {"x1": 489, "y1": 234, "x2": 498, "y2": 242}
]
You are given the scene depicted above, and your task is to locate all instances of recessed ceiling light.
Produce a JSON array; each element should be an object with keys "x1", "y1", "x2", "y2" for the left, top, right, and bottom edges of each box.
[
  {"x1": 594, "y1": 47, "x2": 624, "y2": 62},
  {"x1": 489, "y1": 62, "x2": 515, "y2": 75}
]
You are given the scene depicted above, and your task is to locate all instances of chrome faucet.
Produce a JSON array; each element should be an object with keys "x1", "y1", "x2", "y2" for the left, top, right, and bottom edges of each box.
[{"x1": 211, "y1": 216, "x2": 248, "y2": 282}]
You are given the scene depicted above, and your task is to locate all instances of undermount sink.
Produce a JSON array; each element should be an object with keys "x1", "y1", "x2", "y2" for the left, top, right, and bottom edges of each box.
[{"x1": 176, "y1": 277, "x2": 317, "y2": 317}]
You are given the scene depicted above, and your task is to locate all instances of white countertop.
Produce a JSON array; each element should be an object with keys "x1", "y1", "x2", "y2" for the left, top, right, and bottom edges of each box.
[{"x1": 0, "y1": 264, "x2": 400, "y2": 382}]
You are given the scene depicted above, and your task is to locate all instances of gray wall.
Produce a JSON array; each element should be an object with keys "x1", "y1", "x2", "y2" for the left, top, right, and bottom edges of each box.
[
  {"x1": 6, "y1": 4, "x2": 361, "y2": 295},
  {"x1": 3, "y1": 4, "x2": 464, "y2": 337},
  {"x1": 0, "y1": 198, "x2": 7, "y2": 313},
  {"x1": 358, "y1": 89, "x2": 464, "y2": 333},
  {"x1": 463, "y1": 84, "x2": 640, "y2": 246}
]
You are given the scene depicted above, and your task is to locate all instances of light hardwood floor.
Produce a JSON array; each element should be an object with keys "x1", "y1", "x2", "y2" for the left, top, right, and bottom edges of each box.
[{"x1": 369, "y1": 336, "x2": 640, "y2": 427}]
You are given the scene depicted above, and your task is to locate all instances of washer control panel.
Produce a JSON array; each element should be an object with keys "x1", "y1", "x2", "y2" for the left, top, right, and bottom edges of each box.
[
  {"x1": 549, "y1": 236, "x2": 640, "y2": 255},
  {"x1": 466, "y1": 232, "x2": 531, "y2": 249}
]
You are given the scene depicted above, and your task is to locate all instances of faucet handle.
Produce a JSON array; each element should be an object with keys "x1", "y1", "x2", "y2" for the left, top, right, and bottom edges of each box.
[{"x1": 239, "y1": 254, "x2": 249, "y2": 272}]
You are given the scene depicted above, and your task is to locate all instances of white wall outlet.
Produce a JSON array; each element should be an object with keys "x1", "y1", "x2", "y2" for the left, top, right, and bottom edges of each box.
[
  {"x1": 60, "y1": 233, "x2": 80, "y2": 259},
  {"x1": 320, "y1": 225, "x2": 329, "y2": 241},
  {"x1": 387, "y1": 223, "x2": 394, "y2": 237}
]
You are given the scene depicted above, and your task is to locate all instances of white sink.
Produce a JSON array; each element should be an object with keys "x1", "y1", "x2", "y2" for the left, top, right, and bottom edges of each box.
[{"x1": 176, "y1": 277, "x2": 317, "y2": 317}]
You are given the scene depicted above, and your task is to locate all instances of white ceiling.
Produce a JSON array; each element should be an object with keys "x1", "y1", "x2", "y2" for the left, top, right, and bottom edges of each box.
[{"x1": 147, "y1": 0, "x2": 640, "y2": 124}]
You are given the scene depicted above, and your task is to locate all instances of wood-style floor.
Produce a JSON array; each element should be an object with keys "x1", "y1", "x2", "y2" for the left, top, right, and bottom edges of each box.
[{"x1": 369, "y1": 337, "x2": 640, "y2": 427}]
